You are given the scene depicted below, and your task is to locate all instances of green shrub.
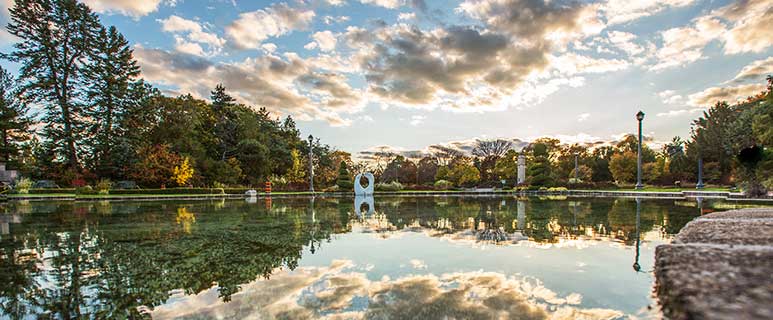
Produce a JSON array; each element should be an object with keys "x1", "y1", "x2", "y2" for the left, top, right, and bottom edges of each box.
[
  {"x1": 547, "y1": 187, "x2": 568, "y2": 192},
  {"x1": 375, "y1": 181, "x2": 404, "y2": 191},
  {"x1": 28, "y1": 188, "x2": 77, "y2": 194},
  {"x1": 15, "y1": 178, "x2": 32, "y2": 194},
  {"x1": 433, "y1": 180, "x2": 454, "y2": 190},
  {"x1": 77, "y1": 185, "x2": 93, "y2": 194},
  {"x1": 108, "y1": 188, "x2": 229, "y2": 195},
  {"x1": 96, "y1": 179, "x2": 111, "y2": 195}
]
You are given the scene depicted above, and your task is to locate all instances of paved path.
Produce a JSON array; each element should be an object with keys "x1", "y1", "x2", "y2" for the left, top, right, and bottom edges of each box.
[{"x1": 655, "y1": 208, "x2": 773, "y2": 320}]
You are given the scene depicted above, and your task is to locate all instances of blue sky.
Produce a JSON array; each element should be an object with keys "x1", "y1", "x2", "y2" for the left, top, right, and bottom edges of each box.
[{"x1": 1, "y1": 0, "x2": 772, "y2": 159}]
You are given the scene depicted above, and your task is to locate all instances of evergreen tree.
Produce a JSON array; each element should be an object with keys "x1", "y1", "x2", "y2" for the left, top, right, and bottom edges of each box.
[
  {"x1": 527, "y1": 143, "x2": 553, "y2": 187},
  {"x1": 210, "y1": 84, "x2": 239, "y2": 160},
  {"x1": 83, "y1": 25, "x2": 140, "y2": 177},
  {"x1": 336, "y1": 161, "x2": 353, "y2": 191},
  {"x1": 4, "y1": 0, "x2": 101, "y2": 170},
  {"x1": 0, "y1": 66, "x2": 32, "y2": 165}
]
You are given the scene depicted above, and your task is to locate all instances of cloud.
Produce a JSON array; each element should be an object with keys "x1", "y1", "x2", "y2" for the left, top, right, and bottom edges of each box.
[
  {"x1": 409, "y1": 115, "x2": 425, "y2": 126},
  {"x1": 158, "y1": 15, "x2": 226, "y2": 56},
  {"x1": 729, "y1": 57, "x2": 773, "y2": 84},
  {"x1": 323, "y1": 15, "x2": 350, "y2": 25},
  {"x1": 658, "y1": 90, "x2": 684, "y2": 105},
  {"x1": 650, "y1": 16, "x2": 726, "y2": 70},
  {"x1": 398, "y1": 12, "x2": 416, "y2": 21},
  {"x1": 688, "y1": 83, "x2": 766, "y2": 107},
  {"x1": 601, "y1": 0, "x2": 696, "y2": 25},
  {"x1": 577, "y1": 113, "x2": 590, "y2": 122},
  {"x1": 408, "y1": 259, "x2": 427, "y2": 269},
  {"x1": 134, "y1": 46, "x2": 362, "y2": 126},
  {"x1": 308, "y1": 31, "x2": 338, "y2": 52},
  {"x1": 359, "y1": 0, "x2": 404, "y2": 9},
  {"x1": 149, "y1": 261, "x2": 623, "y2": 320},
  {"x1": 606, "y1": 31, "x2": 644, "y2": 56},
  {"x1": 225, "y1": 3, "x2": 315, "y2": 49},
  {"x1": 715, "y1": 0, "x2": 773, "y2": 54},
  {"x1": 656, "y1": 109, "x2": 701, "y2": 117},
  {"x1": 81, "y1": 0, "x2": 164, "y2": 18}
]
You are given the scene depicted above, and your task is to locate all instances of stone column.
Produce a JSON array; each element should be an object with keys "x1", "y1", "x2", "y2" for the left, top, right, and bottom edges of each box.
[{"x1": 517, "y1": 154, "x2": 526, "y2": 184}]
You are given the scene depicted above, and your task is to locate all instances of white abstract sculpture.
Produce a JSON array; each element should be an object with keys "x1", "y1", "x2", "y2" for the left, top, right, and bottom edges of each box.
[{"x1": 354, "y1": 172, "x2": 375, "y2": 195}]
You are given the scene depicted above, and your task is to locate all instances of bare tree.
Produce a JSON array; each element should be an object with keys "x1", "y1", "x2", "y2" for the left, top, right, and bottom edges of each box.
[
  {"x1": 428, "y1": 145, "x2": 464, "y2": 166},
  {"x1": 472, "y1": 139, "x2": 513, "y2": 159}
]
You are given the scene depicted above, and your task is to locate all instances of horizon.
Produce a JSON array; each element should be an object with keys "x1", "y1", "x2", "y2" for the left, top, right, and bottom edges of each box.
[{"x1": 0, "y1": 0, "x2": 771, "y2": 160}]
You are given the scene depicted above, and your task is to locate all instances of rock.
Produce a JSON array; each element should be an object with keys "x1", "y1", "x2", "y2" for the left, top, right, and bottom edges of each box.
[{"x1": 655, "y1": 208, "x2": 773, "y2": 320}]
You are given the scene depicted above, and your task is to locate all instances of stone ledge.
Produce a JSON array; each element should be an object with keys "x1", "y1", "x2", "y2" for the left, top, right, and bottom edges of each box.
[{"x1": 655, "y1": 208, "x2": 773, "y2": 320}]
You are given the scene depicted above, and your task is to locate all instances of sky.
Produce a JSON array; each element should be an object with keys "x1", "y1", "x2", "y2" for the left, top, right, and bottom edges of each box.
[{"x1": 0, "y1": 0, "x2": 772, "y2": 160}]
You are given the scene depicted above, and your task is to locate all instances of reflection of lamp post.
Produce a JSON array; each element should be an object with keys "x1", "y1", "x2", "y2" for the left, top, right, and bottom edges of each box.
[
  {"x1": 633, "y1": 197, "x2": 642, "y2": 272},
  {"x1": 308, "y1": 135, "x2": 315, "y2": 193},
  {"x1": 635, "y1": 111, "x2": 645, "y2": 190}
]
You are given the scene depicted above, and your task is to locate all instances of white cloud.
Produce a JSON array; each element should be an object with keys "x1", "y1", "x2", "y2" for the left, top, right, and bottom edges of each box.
[
  {"x1": 409, "y1": 115, "x2": 426, "y2": 126},
  {"x1": 650, "y1": 16, "x2": 726, "y2": 70},
  {"x1": 81, "y1": 0, "x2": 164, "y2": 18},
  {"x1": 715, "y1": 0, "x2": 773, "y2": 54},
  {"x1": 730, "y1": 57, "x2": 773, "y2": 84},
  {"x1": 359, "y1": 0, "x2": 403, "y2": 9},
  {"x1": 398, "y1": 12, "x2": 416, "y2": 21},
  {"x1": 688, "y1": 83, "x2": 766, "y2": 107},
  {"x1": 607, "y1": 31, "x2": 644, "y2": 56},
  {"x1": 577, "y1": 113, "x2": 590, "y2": 122},
  {"x1": 656, "y1": 109, "x2": 701, "y2": 117},
  {"x1": 658, "y1": 90, "x2": 684, "y2": 105},
  {"x1": 323, "y1": 15, "x2": 350, "y2": 25},
  {"x1": 158, "y1": 15, "x2": 225, "y2": 56},
  {"x1": 602, "y1": 0, "x2": 696, "y2": 25},
  {"x1": 134, "y1": 46, "x2": 363, "y2": 126},
  {"x1": 310, "y1": 31, "x2": 338, "y2": 52},
  {"x1": 225, "y1": 3, "x2": 315, "y2": 49}
]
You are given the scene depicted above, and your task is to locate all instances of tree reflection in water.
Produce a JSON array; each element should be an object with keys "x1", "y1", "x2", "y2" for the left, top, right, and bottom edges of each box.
[{"x1": 0, "y1": 196, "x2": 723, "y2": 318}]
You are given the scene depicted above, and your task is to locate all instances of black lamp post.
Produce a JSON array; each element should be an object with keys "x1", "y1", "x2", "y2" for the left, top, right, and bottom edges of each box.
[
  {"x1": 635, "y1": 111, "x2": 645, "y2": 190},
  {"x1": 308, "y1": 134, "x2": 314, "y2": 193}
]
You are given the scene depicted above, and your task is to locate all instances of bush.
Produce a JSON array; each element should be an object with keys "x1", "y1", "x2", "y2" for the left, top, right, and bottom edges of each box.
[
  {"x1": 96, "y1": 179, "x2": 111, "y2": 195},
  {"x1": 28, "y1": 188, "x2": 77, "y2": 194},
  {"x1": 108, "y1": 188, "x2": 229, "y2": 195},
  {"x1": 15, "y1": 178, "x2": 32, "y2": 194},
  {"x1": 375, "y1": 181, "x2": 404, "y2": 191},
  {"x1": 77, "y1": 185, "x2": 93, "y2": 194},
  {"x1": 547, "y1": 187, "x2": 568, "y2": 192},
  {"x1": 32, "y1": 180, "x2": 59, "y2": 188},
  {"x1": 114, "y1": 181, "x2": 138, "y2": 189},
  {"x1": 434, "y1": 180, "x2": 454, "y2": 190}
]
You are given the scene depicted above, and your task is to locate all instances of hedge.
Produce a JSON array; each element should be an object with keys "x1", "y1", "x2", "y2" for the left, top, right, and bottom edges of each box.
[
  {"x1": 28, "y1": 188, "x2": 77, "y2": 194},
  {"x1": 106, "y1": 188, "x2": 226, "y2": 195}
]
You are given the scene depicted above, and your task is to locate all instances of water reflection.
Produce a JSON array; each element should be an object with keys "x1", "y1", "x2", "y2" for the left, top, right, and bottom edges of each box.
[{"x1": 0, "y1": 196, "x2": 764, "y2": 319}]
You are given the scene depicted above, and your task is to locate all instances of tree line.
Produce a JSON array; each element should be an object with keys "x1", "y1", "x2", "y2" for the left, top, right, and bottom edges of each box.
[
  {"x1": 0, "y1": 0, "x2": 352, "y2": 189},
  {"x1": 357, "y1": 77, "x2": 772, "y2": 195},
  {"x1": 0, "y1": 0, "x2": 771, "y2": 195}
]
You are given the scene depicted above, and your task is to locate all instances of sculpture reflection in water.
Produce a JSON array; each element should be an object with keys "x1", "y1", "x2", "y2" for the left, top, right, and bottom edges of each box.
[{"x1": 354, "y1": 195, "x2": 375, "y2": 218}]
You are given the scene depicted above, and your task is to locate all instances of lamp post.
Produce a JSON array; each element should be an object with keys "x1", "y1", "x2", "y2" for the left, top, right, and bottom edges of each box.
[
  {"x1": 574, "y1": 154, "x2": 579, "y2": 181},
  {"x1": 308, "y1": 134, "x2": 314, "y2": 193},
  {"x1": 696, "y1": 156, "x2": 705, "y2": 189},
  {"x1": 635, "y1": 111, "x2": 645, "y2": 190}
]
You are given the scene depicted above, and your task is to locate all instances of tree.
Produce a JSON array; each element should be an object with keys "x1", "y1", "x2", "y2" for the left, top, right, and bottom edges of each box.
[
  {"x1": 590, "y1": 146, "x2": 615, "y2": 182},
  {"x1": 5, "y1": 0, "x2": 101, "y2": 169},
  {"x1": 527, "y1": 143, "x2": 553, "y2": 187},
  {"x1": 493, "y1": 149, "x2": 518, "y2": 183},
  {"x1": 609, "y1": 151, "x2": 637, "y2": 184},
  {"x1": 210, "y1": 84, "x2": 239, "y2": 160},
  {"x1": 83, "y1": 25, "x2": 140, "y2": 177},
  {"x1": 689, "y1": 101, "x2": 739, "y2": 183},
  {"x1": 0, "y1": 66, "x2": 31, "y2": 164},
  {"x1": 450, "y1": 163, "x2": 480, "y2": 187},
  {"x1": 172, "y1": 157, "x2": 194, "y2": 186},
  {"x1": 416, "y1": 156, "x2": 438, "y2": 185},
  {"x1": 336, "y1": 161, "x2": 353, "y2": 191},
  {"x1": 128, "y1": 144, "x2": 182, "y2": 187}
]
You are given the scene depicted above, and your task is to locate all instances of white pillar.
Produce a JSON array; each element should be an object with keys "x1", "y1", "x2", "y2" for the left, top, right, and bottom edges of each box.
[{"x1": 517, "y1": 154, "x2": 526, "y2": 184}]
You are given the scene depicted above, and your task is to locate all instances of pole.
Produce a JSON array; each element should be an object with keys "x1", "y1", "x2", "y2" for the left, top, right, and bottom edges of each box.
[
  {"x1": 696, "y1": 157, "x2": 704, "y2": 189},
  {"x1": 633, "y1": 197, "x2": 642, "y2": 272},
  {"x1": 308, "y1": 135, "x2": 314, "y2": 193},
  {"x1": 635, "y1": 113, "x2": 644, "y2": 190}
]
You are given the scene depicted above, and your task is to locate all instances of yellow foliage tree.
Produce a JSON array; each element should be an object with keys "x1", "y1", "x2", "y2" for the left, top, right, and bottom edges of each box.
[{"x1": 172, "y1": 157, "x2": 195, "y2": 186}]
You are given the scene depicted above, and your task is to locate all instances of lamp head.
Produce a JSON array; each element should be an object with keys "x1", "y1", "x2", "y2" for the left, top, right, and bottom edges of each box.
[
  {"x1": 308, "y1": 134, "x2": 314, "y2": 142},
  {"x1": 636, "y1": 110, "x2": 645, "y2": 121}
]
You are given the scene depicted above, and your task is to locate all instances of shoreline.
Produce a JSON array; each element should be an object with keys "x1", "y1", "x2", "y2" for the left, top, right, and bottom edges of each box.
[{"x1": 3, "y1": 189, "x2": 772, "y2": 202}]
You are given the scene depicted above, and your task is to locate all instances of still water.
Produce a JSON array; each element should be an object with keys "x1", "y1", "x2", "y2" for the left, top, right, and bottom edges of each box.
[{"x1": 0, "y1": 196, "x2": 765, "y2": 319}]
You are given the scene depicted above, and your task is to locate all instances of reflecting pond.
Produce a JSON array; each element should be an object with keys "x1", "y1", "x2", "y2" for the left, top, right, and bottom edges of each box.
[{"x1": 0, "y1": 196, "x2": 768, "y2": 319}]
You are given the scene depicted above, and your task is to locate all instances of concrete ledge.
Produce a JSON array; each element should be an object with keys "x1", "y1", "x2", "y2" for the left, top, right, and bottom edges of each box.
[{"x1": 655, "y1": 208, "x2": 773, "y2": 320}]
